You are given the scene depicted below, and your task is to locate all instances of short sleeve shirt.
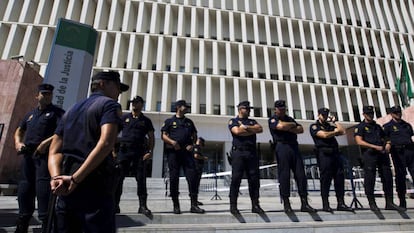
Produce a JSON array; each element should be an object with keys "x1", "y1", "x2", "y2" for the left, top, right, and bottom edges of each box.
[
  {"x1": 309, "y1": 120, "x2": 338, "y2": 147},
  {"x1": 383, "y1": 119, "x2": 414, "y2": 145},
  {"x1": 55, "y1": 92, "x2": 122, "y2": 160},
  {"x1": 228, "y1": 116, "x2": 257, "y2": 147},
  {"x1": 354, "y1": 120, "x2": 385, "y2": 146},
  {"x1": 120, "y1": 113, "x2": 154, "y2": 143},
  {"x1": 19, "y1": 104, "x2": 65, "y2": 147},
  {"x1": 268, "y1": 114, "x2": 299, "y2": 143},
  {"x1": 160, "y1": 115, "x2": 197, "y2": 147}
]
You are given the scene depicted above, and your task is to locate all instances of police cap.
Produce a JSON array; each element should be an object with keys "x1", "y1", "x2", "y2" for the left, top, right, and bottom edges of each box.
[
  {"x1": 274, "y1": 100, "x2": 286, "y2": 109},
  {"x1": 92, "y1": 71, "x2": 129, "y2": 92},
  {"x1": 390, "y1": 105, "x2": 402, "y2": 114},
  {"x1": 38, "y1": 83, "x2": 54, "y2": 93},
  {"x1": 318, "y1": 107, "x2": 330, "y2": 116},
  {"x1": 130, "y1": 96, "x2": 144, "y2": 103},
  {"x1": 237, "y1": 101, "x2": 252, "y2": 109},
  {"x1": 175, "y1": 99, "x2": 191, "y2": 108},
  {"x1": 362, "y1": 105, "x2": 375, "y2": 114}
]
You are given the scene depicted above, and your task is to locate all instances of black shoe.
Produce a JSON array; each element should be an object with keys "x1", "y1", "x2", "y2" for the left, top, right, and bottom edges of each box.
[
  {"x1": 369, "y1": 202, "x2": 380, "y2": 212},
  {"x1": 337, "y1": 203, "x2": 353, "y2": 212},
  {"x1": 138, "y1": 206, "x2": 153, "y2": 218},
  {"x1": 385, "y1": 202, "x2": 405, "y2": 212},
  {"x1": 197, "y1": 201, "x2": 203, "y2": 206},
  {"x1": 252, "y1": 204, "x2": 265, "y2": 214},
  {"x1": 283, "y1": 201, "x2": 293, "y2": 213},
  {"x1": 15, "y1": 218, "x2": 29, "y2": 233},
  {"x1": 230, "y1": 207, "x2": 241, "y2": 217},
  {"x1": 322, "y1": 206, "x2": 333, "y2": 212},
  {"x1": 173, "y1": 206, "x2": 181, "y2": 214},
  {"x1": 399, "y1": 199, "x2": 407, "y2": 210},
  {"x1": 190, "y1": 205, "x2": 205, "y2": 214},
  {"x1": 301, "y1": 203, "x2": 317, "y2": 213}
]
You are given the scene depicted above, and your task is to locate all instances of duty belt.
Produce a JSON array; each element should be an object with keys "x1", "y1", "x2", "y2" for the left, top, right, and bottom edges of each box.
[{"x1": 232, "y1": 145, "x2": 255, "y2": 151}]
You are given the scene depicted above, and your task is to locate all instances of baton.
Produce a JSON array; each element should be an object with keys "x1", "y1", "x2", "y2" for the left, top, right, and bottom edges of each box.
[{"x1": 43, "y1": 193, "x2": 57, "y2": 233}]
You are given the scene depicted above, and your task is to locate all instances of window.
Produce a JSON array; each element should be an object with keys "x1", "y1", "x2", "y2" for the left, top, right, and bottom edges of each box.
[
  {"x1": 306, "y1": 110, "x2": 314, "y2": 120},
  {"x1": 227, "y1": 105, "x2": 235, "y2": 116},
  {"x1": 200, "y1": 104, "x2": 206, "y2": 114},
  {"x1": 293, "y1": 110, "x2": 302, "y2": 119},
  {"x1": 213, "y1": 104, "x2": 221, "y2": 115}
]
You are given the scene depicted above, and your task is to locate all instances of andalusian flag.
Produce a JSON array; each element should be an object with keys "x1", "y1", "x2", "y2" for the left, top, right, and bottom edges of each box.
[{"x1": 396, "y1": 53, "x2": 413, "y2": 107}]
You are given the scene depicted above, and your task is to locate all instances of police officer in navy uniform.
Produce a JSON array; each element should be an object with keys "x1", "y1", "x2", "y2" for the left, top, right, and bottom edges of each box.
[
  {"x1": 161, "y1": 100, "x2": 205, "y2": 214},
  {"x1": 14, "y1": 83, "x2": 65, "y2": 233},
  {"x1": 228, "y1": 101, "x2": 264, "y2": 216},
  {"x1": 268, "y1": 100, "x2": 316, "y2": 213},
  {"x1": 383, "y1": 105, "x2": 414, "y2": 210},
  {"x1": 114, "y1": 96, "x2": 154, "y2": 217},
  {"x1": 48, "y1": 71, "x2": 129, "y2": 233},
  {"x1": 193, "y1": 137, "x2": 207, "y2": 206},
  {"x1": 310, "y1": 107, "x2": 353, "y2": 212},
  {"x1": 354, "y1": 105, "x2": 403, "y2": 212}
]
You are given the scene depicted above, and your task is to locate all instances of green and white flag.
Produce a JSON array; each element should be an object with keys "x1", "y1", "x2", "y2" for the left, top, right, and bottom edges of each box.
[
  {"x1": 44, "y1": 18, "x2": 97, "y2": 110},
  {"x1": 396, "y1": 53, "x2": 414, "y2": 107}
]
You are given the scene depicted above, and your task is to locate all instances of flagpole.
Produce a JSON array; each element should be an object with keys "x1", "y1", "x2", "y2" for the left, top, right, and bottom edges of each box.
[{"x1": 401, "y1": 45, "x2": 414, "y2": 107}]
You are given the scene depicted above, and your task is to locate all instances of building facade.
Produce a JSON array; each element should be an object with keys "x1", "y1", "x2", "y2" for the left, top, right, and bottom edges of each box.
[{"x1": 1, "y1": 0, "x2": 413, "y2": 177}]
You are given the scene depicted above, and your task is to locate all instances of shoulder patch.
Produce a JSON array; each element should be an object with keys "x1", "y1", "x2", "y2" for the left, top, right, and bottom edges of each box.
[
  {"x1": 270, "y1": 119, "x2": 275, "y2": 123},
  {"x1": 228, "y1": 120, "x2": 233, "y2": 125},
  {"x1": 354, "y1": 128, "x2": 358, "y2": 133},
  {"x1": 312, "y1": 125, "x2": 317, "y2": 130}
]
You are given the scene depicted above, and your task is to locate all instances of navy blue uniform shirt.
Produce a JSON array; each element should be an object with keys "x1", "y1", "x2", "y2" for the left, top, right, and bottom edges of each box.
[
  {"x1": 19, "y1": 104, "x2": 65, "y2": 147},
  {"x1": 120, "y1": 112, "x2": 154, "y2": 143},
  {"x1": 354, "y1": 120, "x2": 385, "y2": 146},
  {"x1": 310, "y1": 120, "x2": 339, "y2": 147},
  {"x1": 383, "y1": 119, "x2": 414, "y2": 145},
  {"x1": 268, "y1": 114, "x2": 299, "y2": 143},
  {"x1": 228, "y1": 116, "x2": 257, "y2": 147},
  {"x1": 161, "y1": 115, "x2": 197, "y2": 147},
  {"x1": 55, "y1": 92, "x2": 122, "y2": 160}
]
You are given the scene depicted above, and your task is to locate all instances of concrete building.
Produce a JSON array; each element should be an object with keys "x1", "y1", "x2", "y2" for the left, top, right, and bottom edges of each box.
[{"x1": 1, "y1": 0, "x2": 413, "y2": 178}]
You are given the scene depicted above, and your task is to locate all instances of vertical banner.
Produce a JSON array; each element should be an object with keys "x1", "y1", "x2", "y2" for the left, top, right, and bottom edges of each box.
[
  {"x1": 44, "y1": 18, "x2": 97, "y2": 110},
  {"x1": 396, "y1": 53, "x2": 414, "y2": 107}
]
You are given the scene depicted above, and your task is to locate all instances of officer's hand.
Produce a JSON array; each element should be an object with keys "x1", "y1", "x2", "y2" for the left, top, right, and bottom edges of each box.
[
  {"x1": 186, "y1": 145, "x2": 193, "y2": 151},
  {"x1": 143, "y1": 152, "x2": 152, "y2": 161},
  {"x1": 15, "y1": 142, "x2": 25, "y2": 152},
  {"x1": 373, "y1": 145, "x2": 383, "y2": 152},
  {"x1": 172, "y1": 141, "x2": 181, "y2": 150},
  {"x1": 51, "y1": 175, "x2": 77, "y2": 196},
  {"x1": 385, "y1": 143, "x2": 391, "y2": 153}
]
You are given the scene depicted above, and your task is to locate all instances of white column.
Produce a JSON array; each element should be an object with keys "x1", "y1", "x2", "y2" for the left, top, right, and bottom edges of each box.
[{"x1": 191, "y1": 75, "x2": 198, "y2": 114}]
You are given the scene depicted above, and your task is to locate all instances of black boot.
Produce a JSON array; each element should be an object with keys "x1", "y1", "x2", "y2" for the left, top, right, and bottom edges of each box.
[
  {"x1": 230, "y1": 202, "x2": 241, "y2": 216},
  {"x1": 368, "y1": 197, "x2": 380, "y2": 212},
  {"x1": 251, "y1": 199, "x2": 264, "y2": 214},
  {"x1": 398, "y1": 194, "x2": 407, "y2": 210},
  {"x1": 300, "y1": 196, "x2": 317, "y2": 213},
  {"x1": 322, "y1": 198, "x2": 333, "y2": 212},
  {"x1": 15, "y1": 215, "x2": 30, "y2": 233},
  {"x1": 385, "y1": 197, "x2": 405, "y2": 211},
  {"x1": 172, "y1": 196, "x2": 181, "y2": 214},
  {"x1": 138, "y1": 197, "x2": 153, "y2": 218},
  {"x1": 283, "y1": 197, "x2": 293, "y2": 213},
  {"x1": 190, "y1": 195, "x2": 205, "y2": 214},
  {"x1": 337, "y1": 197, "x2": 353, "y2": 211}
]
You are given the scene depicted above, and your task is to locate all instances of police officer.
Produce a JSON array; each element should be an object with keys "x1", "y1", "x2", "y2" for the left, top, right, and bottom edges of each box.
[
  {"x1": 193, "y1": 137, "x2": 207, "y2": 206},
  {"x1": 310, "y1": 107, "x2": 353, "y2": 212},
  {"x1": 14, "y1": 84, "x2": 65, "y2": 233},
  {"x1": 268, "y1": 100, "x2": 316, "y2": 213},
  {"x1": 114, "y1": 96, "x2": 154, "y2": 217},
  {"x1": 383, "y1": 105, "x2": 414, "y2": 210},
  {"x1": 49, "y1": 71, "x2": 129, "y2": 232},
  {"x1": 228, "y1": 101, "x2": 264, "y2": 216},
  {"x1": 161, "y1": 100, "x2": 204, "y2": 214},
  {"x1": 354, "y1": 105, "x2": 403, "y2": 211}
]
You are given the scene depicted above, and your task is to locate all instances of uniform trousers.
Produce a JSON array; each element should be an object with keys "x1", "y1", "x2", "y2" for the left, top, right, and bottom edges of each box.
[
  {"x1": 166, "y1": 148, "x2": 198, "y2": 197},
  {"x1": 317, "y1": 149, "x2": 345, "y2": 199},
  {"x1": 194, "y1": 160, "x2": 204, "y2": 193},
  {"x1": 390, "y1": 146, "x2": 414, "y2": 197},
  {"x1": 17, "y1": 151, "x2": 50, "y2": 221},
  {"x1": 229, "y1": 148, "x2": 260, "y2": 202},
  {"x1": 275, "y1": 143, "x2": 308, "y2": 198},
  {"x1": 115, "y1": 146, "x2": 148, "y2": 206},
  {"x1": 361, "y1": 149, "x2": 393, "y2": 199}
]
